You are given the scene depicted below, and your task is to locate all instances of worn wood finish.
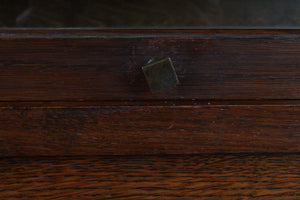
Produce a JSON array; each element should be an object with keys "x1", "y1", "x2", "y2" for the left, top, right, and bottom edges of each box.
[
  {"x1": 1, "y1": 30, "x2": 300, "y2": 101},
  {"x1": 0, "y1": 154, "x2": 299, "y2": 199},
  {"x1": 1, "y1": 103, "x2": 300, "y2": 156}
]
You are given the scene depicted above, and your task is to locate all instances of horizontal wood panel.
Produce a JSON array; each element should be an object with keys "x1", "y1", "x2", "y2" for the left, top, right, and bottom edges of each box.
[
  {"x1": 1, "y1": 104, "x2": 300, "y2": 156},
  {"x1": 0, "y1": 154, "x2": 299, "y2": 199},
  {"x1": 1, "y1": 30, "x2": 300, "y2": 101}
]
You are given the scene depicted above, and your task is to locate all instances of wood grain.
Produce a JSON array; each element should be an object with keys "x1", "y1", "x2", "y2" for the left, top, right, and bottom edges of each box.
[
  {"x1": 1, "y1": 30, "x2": 300, "y2": 101},
  {"x1": 0, "y1": 28, "x2": 299, "y2": 199},
  {"x1": 0, "y1": 154, "x2": 299, "y2": 199},
  {"x1": 1, "y1": 103, "x2": 300, "y2": 156}
]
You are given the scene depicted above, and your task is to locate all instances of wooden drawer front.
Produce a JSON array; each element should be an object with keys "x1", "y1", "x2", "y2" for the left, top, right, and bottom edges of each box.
[{"x1": 1, "y1": 30, "x2": 300, "y2": 101}]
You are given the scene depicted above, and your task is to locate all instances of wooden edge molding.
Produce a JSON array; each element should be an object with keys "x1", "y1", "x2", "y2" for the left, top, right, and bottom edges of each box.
[
  {"x1": 2, "y1": 28, "x2": 300, "y2": 36},
  {"x1": 1, "y1": 104, "x2": 300, "y2": 156}
]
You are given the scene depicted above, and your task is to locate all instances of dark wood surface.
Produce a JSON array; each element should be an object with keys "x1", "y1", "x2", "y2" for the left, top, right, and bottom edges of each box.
[
  {"x1": 1, "y1": 154, "x2": 299, "y2": 199},
  {"x1": 1, "y1": 28, "x2": 300, "y2": 199},
  {"x1": 1, "y1": 102, "x2": 300, "y2": 156},
  {"x1": 2, "y1": 29, "x2": 300, "y2": 101}
]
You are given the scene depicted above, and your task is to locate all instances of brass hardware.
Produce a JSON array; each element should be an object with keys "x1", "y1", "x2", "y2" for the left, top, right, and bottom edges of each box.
[{"x1": 142, "y1": 57, "x2": 179, "y2": 93}]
